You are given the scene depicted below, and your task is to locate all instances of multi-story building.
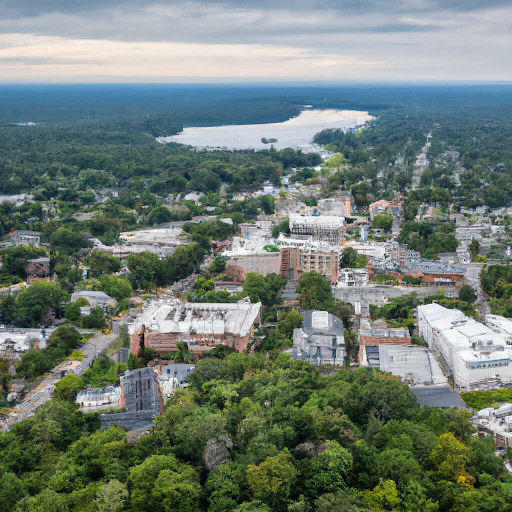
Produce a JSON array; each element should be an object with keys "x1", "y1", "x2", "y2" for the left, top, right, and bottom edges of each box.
[
  {"x1": 300, "y1": 247, "x2": 340, "y2": 284},
  {"x1": 289, "y1": 215, "x2": 344, "y2": 245},
  {"x1": 417, "y1": 304, "x2": 512, "y2": 391},
  {"x1": 286, "y1": 310, "x2": 345, "y2": 365}
]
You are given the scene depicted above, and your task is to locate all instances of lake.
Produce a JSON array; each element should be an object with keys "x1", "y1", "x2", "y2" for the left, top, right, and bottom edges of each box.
[{"x1": 156, "y1": 109, "x2": 373, "y2": 151}]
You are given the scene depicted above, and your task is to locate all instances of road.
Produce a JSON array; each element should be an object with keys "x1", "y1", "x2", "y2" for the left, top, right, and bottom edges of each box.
[
  {"x1": 411, "y1": 132, "x2": 431, "y2": 190},
  {"x1": 464, "y1": 262, "x2": 490, "y2": 316}
]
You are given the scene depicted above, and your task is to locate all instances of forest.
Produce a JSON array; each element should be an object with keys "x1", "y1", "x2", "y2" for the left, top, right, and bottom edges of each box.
[{"x1": 0, "y1": 354, "x2": 508, "y2": 512}]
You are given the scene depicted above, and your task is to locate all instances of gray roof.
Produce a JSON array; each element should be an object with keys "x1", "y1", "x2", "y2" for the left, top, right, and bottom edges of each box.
[
  {"x1": 26, "y1": 257, "x2": 50, "y2": 263},
  {"x1": 7, "y1": 230, "x2": 41, "y2": 236},
  {"x1": 302, "y1": 310, "x2": 345, "y2": 337},
  {"x1": 411, "y1": 385, "x2": 468, "y2": 409}
]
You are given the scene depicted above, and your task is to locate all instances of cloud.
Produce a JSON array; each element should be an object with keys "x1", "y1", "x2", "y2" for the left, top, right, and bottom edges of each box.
[{"x1": 0, "y1": 0, "x2": 510, "y2": 81}]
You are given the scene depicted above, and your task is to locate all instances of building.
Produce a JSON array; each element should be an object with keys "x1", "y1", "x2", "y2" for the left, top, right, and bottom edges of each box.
[
  {"x1": 279, "y1": 247, "x2": 302, "y2": 280},
  {"x1": 358, "y1": 322, "x2": 411, "y2": 366},
  {"x1": 157, "y1": 363, "x2": 195, "y2": 397},
  {"x1": 369, "y1": 200, "x2": 401, "y2": 221},
  {"x1": 76, "y1": 385, "x2": 122, "y2": 412},
  {"x1": 227, "y1": 251, "x2": 280, "y2": 276},
  {"x1": 318, "y1": 193, "x2": 353, "y2": 217},
  {"x1": 337, "y1": 268, "x2": 368, "y2": 288},
  {"x1": 71, "y1": 291, "x2": 117, "y2": 312},
  {"x1": 417, "y1": 304, "x2": 512, "y2": 391},
  {"x1": 100, "y1": 367, "x2": 165, "y2": 431},
  {"x1": 406, "y1": 262, "x2": 465, "y2": 284},
  {"x1": 5, "y1": 230, "x2": 41, "y2": 248},
  {"x1": 371, "y1": 345, "x2": 447, "y2": 385},
  {"x1": 129, "y1": 299, "x2": 262, "y2": 355},
  {"x1": 289, "y1": 215, "x2": 344, "y2": 245},
  {"x1": 285, "y1": 310, "x2": 345, "y2": 365},
  {"x1": 300, "y1": 246, "x2": 340, "y2": 284},
  {"x1": 213, "y1": 281, "x2": 244, "y2": 296},
  {"x1": 25, "y1": 257, "x2": 50, "y2": 284}
]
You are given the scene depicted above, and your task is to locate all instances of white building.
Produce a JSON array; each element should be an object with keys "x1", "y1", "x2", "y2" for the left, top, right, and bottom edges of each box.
[
  {"x1": 418, "y1": 304, "x2": 512, "y2": 391},
  {"x1": 289, "y1": 214, "x2": 344, "y2": 245}
]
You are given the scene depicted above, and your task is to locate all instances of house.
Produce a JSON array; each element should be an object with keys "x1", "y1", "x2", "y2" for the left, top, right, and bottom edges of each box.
[
  {"x1": 5, "y1": 230, "x2": 41, "y2": 248},
  {"x1": 369, "y1": 200, "x2": 401, "y2": 221},
  {"x1": 285, "y1": 310, "x2": 345, "y2": 366},
  {"x1": 71, "y1": 291, "x2": 117, "y2": 312},
  {"x1": 25, "y1": 257, "x2": 50, "y2": 284}
]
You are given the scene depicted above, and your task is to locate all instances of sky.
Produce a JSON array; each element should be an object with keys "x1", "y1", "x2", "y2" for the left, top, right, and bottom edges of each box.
[{"x1": 0, "y1": 0, "x2": 511, "y2": 82}]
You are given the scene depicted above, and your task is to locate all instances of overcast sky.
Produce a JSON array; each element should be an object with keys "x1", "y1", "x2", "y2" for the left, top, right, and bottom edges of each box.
[{"x1": 0, "y1": 0, "x2": 511, "y2": 82}]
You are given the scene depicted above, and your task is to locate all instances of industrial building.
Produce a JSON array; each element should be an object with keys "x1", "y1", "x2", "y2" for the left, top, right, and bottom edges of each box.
[
  {"x1": 128, "y1": 298, "x2": 262, "y2": 355},
  {"x1": 417, "y1": 304, "x2": 512, "y2": 391},
  {"x1": 285, "y1": 310, "x2": 345, "y2": 365}
]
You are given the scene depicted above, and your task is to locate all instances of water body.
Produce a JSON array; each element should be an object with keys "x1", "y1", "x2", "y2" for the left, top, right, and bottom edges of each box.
[{"x1": 157, "y1": 109, "x2": 373, "y2": 151}]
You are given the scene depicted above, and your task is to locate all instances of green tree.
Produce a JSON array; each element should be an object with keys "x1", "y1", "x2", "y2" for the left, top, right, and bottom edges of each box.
[
  {"x1": 458, "y1": 285, "x2": 477, "y2": 304},
  {"x1": 469, "y1": 239, "x2": 480, "y2": 260},
  {"x1": 129, "y1": 454, "x2": 201, "y2": 512},
  {"x1": 54, "y1": 373, "x2": 82, "y2": 401},
  {"x1": 372, "y1": 215, "x2": 392, "y2": 232},
  {"x1": 88, "y1": 252, "x2": 121, "y2": 276},
  {"x1": 247, "y1": 452, "x2": 297, "y2": 511},
  {"x1": 297, "y1": 272, "x2": 333, "y2": 310},
  {"x1": 98, "y1": 274, "x2": 132, "y2": 300}
]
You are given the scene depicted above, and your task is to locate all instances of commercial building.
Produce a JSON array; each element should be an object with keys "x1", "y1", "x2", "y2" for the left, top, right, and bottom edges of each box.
[
  {"x1": 128, "y1": 298, "x2": 261, "y2": 355},
  {"x1": 285, "y1": 310, "x2": 345, "y2": 365},
  {"x1": 417, "y1": 304, "x2": 512, "y2": 391},
  {"x1": 289, "y1": 215, "x2": 344, "y2": 245},
  {"x1": 299, "y1": 246, "x2": 340, "y2": 284}
]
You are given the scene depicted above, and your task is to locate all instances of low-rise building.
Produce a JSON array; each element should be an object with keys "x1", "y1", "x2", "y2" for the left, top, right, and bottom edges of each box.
[
  {"x1": 128, "y1": 298, "x2": 261, "y2": 355},
  {"x1": 369, "y1": 200, "x2": 401, "y2": 221},
  {"x1": 76, "y1": 385, "x2": 122, "y2": 411},
  {"x1": 5, "y1": 230, "x2": 41, "y2": 248},
  {"x1": 286, "y1": 310, "x2": 345, "y2": 365},
  {"x1": 337, "y1": 268, "x2": 368, "y2": 288},
  {"x1": 71, "y1": 291, "x2": 117, "y2": 312},
  {"x1": 25, "y1": 257, "x2": 50, "y2": 284},
  {"x1": 358, "y1": 322, "x2": 411, "y2": 366}
]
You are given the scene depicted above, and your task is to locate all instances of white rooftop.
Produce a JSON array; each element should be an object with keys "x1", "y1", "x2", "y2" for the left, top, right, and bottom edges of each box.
[
  {"x1": 128, "y1": 299, "x2": 261, "y2": 337},
  {"x1": 289, "y1": 214, "x2": 344, "y2": 228}
]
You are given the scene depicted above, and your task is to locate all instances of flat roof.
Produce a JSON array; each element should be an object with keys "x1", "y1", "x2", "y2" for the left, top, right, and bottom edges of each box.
[{"x1": 411, "y1": 385, "x2": 468, "y2": 409}]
